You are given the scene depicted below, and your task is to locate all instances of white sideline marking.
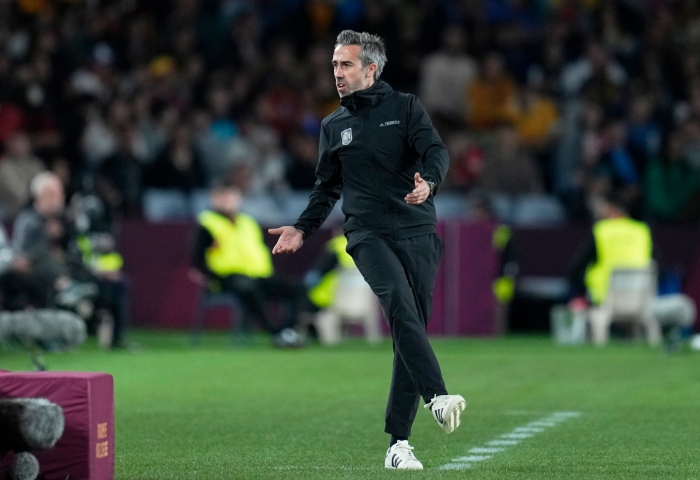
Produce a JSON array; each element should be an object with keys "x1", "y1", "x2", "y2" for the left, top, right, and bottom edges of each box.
[
  {"x1": 454, "y1": 455, "x2": 492, "y2": 462},
  {"x1": 488, "y1": 440, "x2": 519, "y2": 446},
  {"x1": 441, "y1": 463, "x2": 474, "y2": 470},
  {"x1": 501, "y1": 433, "x2": 533, "y2": 439},
  {"x1": 440, "y1": 411, "x2": 581, "y2": 471},
  {"x1": 469, "y1": 447, "x2": 504, "y2": 454},
  {"x1": 273, "y1": 466, "x2": 375, "y2": 471}
]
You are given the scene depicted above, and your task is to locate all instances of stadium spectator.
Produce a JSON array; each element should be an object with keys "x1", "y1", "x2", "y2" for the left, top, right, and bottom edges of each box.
[
  {"x1": 418, "y1": 25, "x2": 478, "y2": 130},
  {"x1": 0, "y1": 224, "x2": 11, "y2": 275},
  {"x1": 479, "y1": 122, "x2": 544, "y2": 196},
  {"x1": 527, "y1": 38, "x2": 566, "y2": 99},
  {"x1": 0, "y1": 132, "x2": 46, "y2": 219},
  {"x1": 466, "y1": 52, "x2": 515, "y2": 130},
  {"x1": 644, "y1": 129, "x2": 700, "y2": 222},
  {"x1": 625, "y1": 93, "x2": 663, "y2": 166},
  {"x1": 560, "y1": 40, "x2": 627, "y2": 104},
  {"x1": 442, "y1": 133, "x2": 485, "y2": 192},
  {"x1": 9, "y1": 172, "x2": 129, "y2": 348},
  {"x1": 285, "y1": 130, "x2": 319, "y2": 191},
  {"x1": 0, "y1": 100, "x2": 25, "y2": 147},
  {"x1": 144, "y1": 122, "x2": 207, "y2": 193},
  {"x1": 189, "y1": 179, "x2": 306, "y2": 348},
  {"x1": 592, "y1": 118, "x2": 643, "y2": 216},
  {"x1": 81, "y1": 98, "x2": 129, "y2": 169},
  {"x1": 235, "y1": 115, "x2": 288, "y2": 196},
  {"x1": 552, "y1": 101, "x2": 606, "y2": 219},
  {"x1": 0, "y1": 223, "x2": 37, "y2": 310},
  {"x1": 96, "y1": 125, "x2": 144, "y2": 216},
  {"x1": 503, "y1": 83, "x2": 559, "y2": 152},
  {"x1": 2, "y1": 1, "x2": 700, "y2": 227}
]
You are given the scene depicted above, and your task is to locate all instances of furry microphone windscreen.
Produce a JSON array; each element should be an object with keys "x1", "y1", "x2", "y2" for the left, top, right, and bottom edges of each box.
[
  {"x1": 9, "y1": 452, "x2": 40, "y2": 480},
  {"x1": 0, "y1": 398, "x2": 65, "y2": 452},
  {"x1": 0, "y1": 309, "x2": 87, "y2": 350}
]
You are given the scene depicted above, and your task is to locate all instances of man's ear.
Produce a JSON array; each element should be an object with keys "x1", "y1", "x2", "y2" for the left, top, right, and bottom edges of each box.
[{"x1": 366, "y1": 63, "x2": 377, "y2": 80}]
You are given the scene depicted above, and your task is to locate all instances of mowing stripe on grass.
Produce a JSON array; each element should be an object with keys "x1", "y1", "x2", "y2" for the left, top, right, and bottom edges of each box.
[{"x1": 440, "y1": 411, "x2": 581, "y2": 470}]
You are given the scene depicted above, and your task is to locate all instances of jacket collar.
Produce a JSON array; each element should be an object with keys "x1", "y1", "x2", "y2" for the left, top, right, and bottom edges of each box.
[{"x1": 340, "y1": 80, "x2": 393, "y2": 112}]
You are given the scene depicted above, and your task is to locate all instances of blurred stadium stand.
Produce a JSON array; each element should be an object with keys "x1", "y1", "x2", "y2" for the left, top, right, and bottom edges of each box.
[{"x1": 2, "y1": 0, "x2": 700, "y2": 333}]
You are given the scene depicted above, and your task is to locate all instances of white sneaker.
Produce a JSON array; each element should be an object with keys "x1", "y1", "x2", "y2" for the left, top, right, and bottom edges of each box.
[
  {"x1": 384, "y1": 440, "x2": 423, "y2": 470},
  {"x1": 424, "y1": 394, "x2": 466, "y2": 434}
]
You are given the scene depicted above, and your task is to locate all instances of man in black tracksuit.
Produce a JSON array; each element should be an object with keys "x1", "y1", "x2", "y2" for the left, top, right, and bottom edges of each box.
[{"x1": 269, "y1": 30, "x2": 465, "y2": 470}]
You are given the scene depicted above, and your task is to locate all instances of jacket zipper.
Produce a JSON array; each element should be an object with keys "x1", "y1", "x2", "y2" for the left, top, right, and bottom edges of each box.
[{"x1": 360, "y1": 111, "x2": 393, "y2": 230}]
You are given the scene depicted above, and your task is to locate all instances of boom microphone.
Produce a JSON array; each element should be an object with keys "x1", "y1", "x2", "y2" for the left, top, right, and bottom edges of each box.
[{"x1": 0, "y1": 310, "x2": 87, "y2": 351}]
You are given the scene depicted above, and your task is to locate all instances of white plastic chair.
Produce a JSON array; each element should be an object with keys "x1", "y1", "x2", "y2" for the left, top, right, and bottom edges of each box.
[
  {"x1": 314, "y1": 268, "x2": 381, "y2": 345},
  {"x1": 588, "y1": 264, "x2": 661, "y2": 346}
]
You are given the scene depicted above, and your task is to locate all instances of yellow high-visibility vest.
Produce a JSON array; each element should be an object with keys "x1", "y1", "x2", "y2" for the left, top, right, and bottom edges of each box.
[
  {"x1": 308, "y1": 234, "x2": 355, "y2": 309},
  {"x1": 585, "y1": 217, "x2": 652, "y2": 304},
  {"x1": 198, "y1": 210, "x2": 273, "y2": 278},
  {"x1": 76, "y1": 235, "x2": 124, "y2": 272},
  {"x1": 492, "y1": 224, "x2": 515, "y2": 303}
]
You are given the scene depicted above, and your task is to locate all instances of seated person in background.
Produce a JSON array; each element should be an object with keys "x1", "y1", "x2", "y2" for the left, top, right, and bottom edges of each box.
[
  {"x1": 304, "y1": 227, "x2": 380, "y2": 345},
  {"x1": 0, "y1": 223, "x2": 15, "y2": 287},
  {"x1": 568, "y1": 192, "x2": 696, "y2": 349},
  {"x1": 2, "y1": 172, "x2": 81, "y2": 311},
  {"x1": 71, "y1": 192, "x2": 130, "y2": 349},
  {"x1": 8, "y1": 172, "x2": 129, "y2": 349},
  {"x1": 190, "y1": 179, "x2": 306, "y2": 347},
  {"x1": 305, "y1": 229, "x2": 351, "y2": 311},
  {"x1": 2, "y1": 222, "x2": 43, "y2": 309}
]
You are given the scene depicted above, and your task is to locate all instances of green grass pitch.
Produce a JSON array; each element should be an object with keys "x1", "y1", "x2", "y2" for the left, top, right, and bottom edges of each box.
[{"x1": 2, "y1": 331, "x2": 699, "y2": 479}]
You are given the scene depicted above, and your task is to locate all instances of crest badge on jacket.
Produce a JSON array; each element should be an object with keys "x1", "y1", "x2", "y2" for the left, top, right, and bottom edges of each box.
[{"x1": 341, "y1": 128, "x2": 352, "y2": 145}]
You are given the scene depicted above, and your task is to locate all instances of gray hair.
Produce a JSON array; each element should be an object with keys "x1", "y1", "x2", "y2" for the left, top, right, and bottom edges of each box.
[
  {"x1": 29, "y1": 171, "x2": 61, "y2": 198},
  {"x1": 335, "y1": 30, "x2": 387, "y2": 80}
]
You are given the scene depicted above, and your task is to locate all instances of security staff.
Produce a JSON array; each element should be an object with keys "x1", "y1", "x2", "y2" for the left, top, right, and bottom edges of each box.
[
  {"x1": 568, "y1": 193, "x2": 696, "y2": 349},
  {"x1": 269, "y1": 30, "x2": 465, "y2": 470},
  {"x1": 569, "y1": 194, "x2": 653, "y2": 305},
  {"x1": 306, "y1": 233, "x2": 355, "y2": 311},
  {"x1": 190, "y1": 180, "x2": 306, "y2": 347}
]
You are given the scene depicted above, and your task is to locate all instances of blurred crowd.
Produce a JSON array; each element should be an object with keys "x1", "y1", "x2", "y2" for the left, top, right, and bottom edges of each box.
[{"x1": 0, "y1": 0, "x2": 700, "y2": 226}]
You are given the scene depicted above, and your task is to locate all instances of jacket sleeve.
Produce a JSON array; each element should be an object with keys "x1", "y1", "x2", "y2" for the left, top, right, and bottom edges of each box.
[
  {"x1": 11, "y1": 211, "x2": 42, "y2": 255},
  {"x1": 189, "y1": 224, "x2": 215, "y2": 278},
  {"x1": 293, "y1": 125, "x2": 342, "y2": 239},
  {"x1": 567, "y1": 232, "x2": 597, "y2": 299},
  {"x1": 0, "y1": 225, "x2": 12, "y2": 274},
  {"x1": 407, "y1": 95, "x2": 449, "y2": 195}
]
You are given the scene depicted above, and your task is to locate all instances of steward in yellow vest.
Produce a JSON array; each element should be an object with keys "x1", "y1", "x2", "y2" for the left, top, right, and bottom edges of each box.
[
  {"x1": 196, "y1": 210, "x2": 273, "y2": 279},
  {"x1": 77, "y1": 233, "x2": 124, "y2": 276},
  {"x1": 189, "y1": 180, "x2": 306, "y2": 347},
  {"x1": 306, "y1": 234, "x2": 356, "y2": 310},
  {"x1": 568, "y1": 194, "x2": 653, "y2": 305}
]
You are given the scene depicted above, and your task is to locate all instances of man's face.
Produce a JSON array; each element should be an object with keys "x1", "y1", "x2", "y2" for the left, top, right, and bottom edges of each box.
[
  {"x1": 332, "y1": 45, "x2": 375, "y2": 97},
  {"x1": 35, "y1": 178, "x2": 65, "y2": 217},
  {"x1": 211, "y1": 188, "x2": 242, "y2": 215}
]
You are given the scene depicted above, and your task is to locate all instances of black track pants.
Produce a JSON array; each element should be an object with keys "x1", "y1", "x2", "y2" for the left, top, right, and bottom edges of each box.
[{"x1": 346, "y1": 230, "x2": 448, "y2": 437}]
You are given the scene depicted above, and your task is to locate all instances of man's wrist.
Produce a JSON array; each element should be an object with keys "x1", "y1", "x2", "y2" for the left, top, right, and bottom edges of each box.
[
  {"x1": 425, "y1": 180, "x2": 436, "y2": 197},
  {"x1": 293, "y1": 225, "x2": 307, "y2": 239}
]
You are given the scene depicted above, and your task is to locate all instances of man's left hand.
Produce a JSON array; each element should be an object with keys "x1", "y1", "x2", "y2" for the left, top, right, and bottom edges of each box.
[{"x1": 405, "y1": 172, "x2": 430, "y2": 205}]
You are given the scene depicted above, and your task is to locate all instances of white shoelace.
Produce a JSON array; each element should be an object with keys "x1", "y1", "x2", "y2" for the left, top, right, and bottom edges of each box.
[
  {"x1": 424, "y1": 394, "x2": 447, "y2": 411},
  {"x1": 393, "y1": 442, "x2": 417, "y2": 460}
]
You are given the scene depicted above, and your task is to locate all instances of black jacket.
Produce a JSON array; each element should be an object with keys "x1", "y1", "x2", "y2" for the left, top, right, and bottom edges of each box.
[{"x1": 294, "y1": 80, "x2": 449, "y2": 240}]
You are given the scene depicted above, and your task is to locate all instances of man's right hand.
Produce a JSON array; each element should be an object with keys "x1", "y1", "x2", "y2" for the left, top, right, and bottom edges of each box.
[{"x1": 268, "y1": 226, "x2": 304, "y2": 254}]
